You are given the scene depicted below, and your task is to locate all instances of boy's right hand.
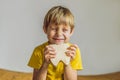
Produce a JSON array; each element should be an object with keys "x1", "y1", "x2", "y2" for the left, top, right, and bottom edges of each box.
[{"x1": 44, "y1": 45, "x2": 56, "y2": 64}]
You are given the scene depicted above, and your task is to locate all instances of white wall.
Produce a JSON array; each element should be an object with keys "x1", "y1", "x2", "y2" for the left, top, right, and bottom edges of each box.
[{"x1": 0, "y1": 0, "x2": 120, "y2": 75}]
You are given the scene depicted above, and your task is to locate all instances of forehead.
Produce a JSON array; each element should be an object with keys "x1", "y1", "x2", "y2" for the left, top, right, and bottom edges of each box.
[
  {"x1": 49, "y1": 23, "x2": 71, "y2": 28},
  {"x1": 50, "y1": 15, "x2": 71, "y2": 26}
]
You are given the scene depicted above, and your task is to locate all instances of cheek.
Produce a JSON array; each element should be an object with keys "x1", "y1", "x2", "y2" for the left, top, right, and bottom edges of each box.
[
  {"x1": 64, "y1": 32, "x2": 71, "y2": 38},
  {"x1": 47, "y1": 31, "x2": 55, "y2": 37}
]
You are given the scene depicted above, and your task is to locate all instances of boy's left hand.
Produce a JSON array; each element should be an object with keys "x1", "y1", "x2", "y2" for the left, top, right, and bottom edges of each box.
[{"x1": 65, "y1": 44, "x2": 78, "y2": 61}]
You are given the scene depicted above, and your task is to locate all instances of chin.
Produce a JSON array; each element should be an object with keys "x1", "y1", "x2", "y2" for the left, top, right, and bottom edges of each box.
[{"x1": 54, "y1": 41, "x2": 65, "y2": 45}]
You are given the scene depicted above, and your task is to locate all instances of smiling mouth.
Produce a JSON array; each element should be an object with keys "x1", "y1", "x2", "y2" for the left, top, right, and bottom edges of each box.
[{"x1": 53, "y1": 38, "x2": 64, "y2": 40}]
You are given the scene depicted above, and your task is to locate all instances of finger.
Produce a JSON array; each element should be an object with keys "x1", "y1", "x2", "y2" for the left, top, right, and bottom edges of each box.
[
  {"x1": 65, "y1": 51, "x2": 70, "y2": 56},
  {"x1": 44, "y1": 55, "x2": 51, "y2": 62},
  {"x1": 65, "y1": 50, "x2": 76, "y2": 59},
  {"x1": 45, "y1": 53, "x2": 56, "y2": 60},
  {"x1": 44, "y1": 47, "x2": 56, "y2": 55},
  {"x1": 65, "y1": 50, "x2": 74, "y2": 56},
  {"x1": 66, "y1": 47, "x2": 76, "y2": 56},
  {"x1": 67, "y1": 46, "x2": 76, "y2": 51},
  {"x1": 70, "y1": 52, "x2": 75, "y2": 59},
  {"x1": 45, "y1": 46, "x2": 55, "y2": 51},
  {"x1": 44, "y1": 50, "x2": 56, "y2": 55},
  {"x1": 45, "y1": 55, "x2": 50, "y2": 59},
  {"x1": 49, "y1": 55, "x2": 56, "y2": 58},
  {"x1": 67, "y1": 44, "x2": 78, "y2": 51},
  {"x1": 71, "y1": 44, "x2": 78, "y2": 48},
  {"x1": 70, "y1": 44, "x2": 78, "y2": 49}
]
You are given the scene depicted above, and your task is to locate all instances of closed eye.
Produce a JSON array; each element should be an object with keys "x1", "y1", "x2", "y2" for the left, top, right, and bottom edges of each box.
[
  {"x1": 51, "y1": 27, "x2": 57, "y2": 31},
  {"x1": 63, "y1": 29, "x2": 69, "y2": 32}
]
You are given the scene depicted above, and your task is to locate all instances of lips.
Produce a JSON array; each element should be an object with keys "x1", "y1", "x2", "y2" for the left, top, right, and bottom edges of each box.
[
  {"x1": 52, "y1": 38, "x2": 65, "y2": 44},
  {"x1": 53, "y1": 38, "x2": 64, "y2": 40}
]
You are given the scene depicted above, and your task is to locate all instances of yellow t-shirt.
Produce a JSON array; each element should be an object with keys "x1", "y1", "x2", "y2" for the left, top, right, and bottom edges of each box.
[{"x1": 28, "y1": 42, "x2": 83, "y2": 80}]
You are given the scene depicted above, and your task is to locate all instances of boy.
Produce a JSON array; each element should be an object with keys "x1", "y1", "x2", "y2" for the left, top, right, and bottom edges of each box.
[{"x1": 28, "y1": 6, "x2": 83, "y2": 80}]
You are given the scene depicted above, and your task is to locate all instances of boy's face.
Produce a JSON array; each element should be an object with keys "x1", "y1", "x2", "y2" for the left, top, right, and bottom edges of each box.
[{"x1": 44, "y1": 24, "x2": 74, "y2": 44}]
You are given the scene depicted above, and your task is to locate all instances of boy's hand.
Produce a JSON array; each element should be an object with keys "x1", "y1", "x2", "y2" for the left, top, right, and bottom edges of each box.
[
  {"x1": 66, "y1": 44, "x2": 78, "y2": 61},
  {"x1": 44, "y1": 46, "x2": 56, "y2": 64}
]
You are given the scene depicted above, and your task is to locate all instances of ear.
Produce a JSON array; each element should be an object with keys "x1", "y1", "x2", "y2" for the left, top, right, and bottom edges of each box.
[{"x1": 43, "y1": 26, "x2": 47, "y2": 34}]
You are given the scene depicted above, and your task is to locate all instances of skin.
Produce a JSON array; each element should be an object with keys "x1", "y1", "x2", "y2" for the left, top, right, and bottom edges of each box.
[{"x1": 32, "y1": 24, "x2": 78, "y2": 80}]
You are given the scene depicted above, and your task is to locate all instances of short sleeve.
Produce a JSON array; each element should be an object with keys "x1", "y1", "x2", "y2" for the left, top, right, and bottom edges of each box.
[
  {"x1": 27, "y1": 47, "x2": 43, "y2": 69},
  {"x1": 70, "y1": 48, "x2": 83, "y2": 70}
]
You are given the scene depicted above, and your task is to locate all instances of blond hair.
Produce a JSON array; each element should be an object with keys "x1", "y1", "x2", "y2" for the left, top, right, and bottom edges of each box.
[{"x1": 43, "y1": 6, "x2": 74, "y2": 30}]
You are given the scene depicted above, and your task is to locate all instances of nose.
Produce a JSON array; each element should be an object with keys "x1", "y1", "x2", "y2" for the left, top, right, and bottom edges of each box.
[{"x1": 56, "y1": 29, "x2": 62, "y2": 36}]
